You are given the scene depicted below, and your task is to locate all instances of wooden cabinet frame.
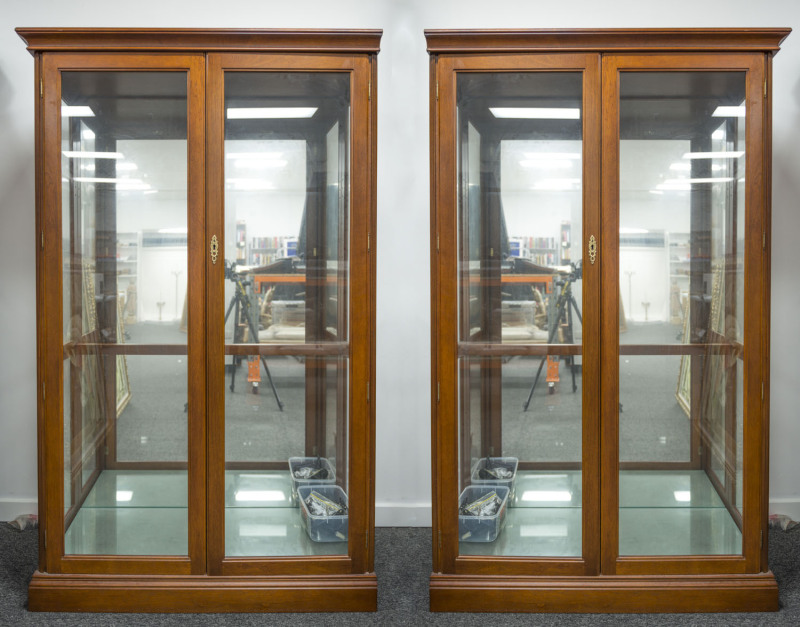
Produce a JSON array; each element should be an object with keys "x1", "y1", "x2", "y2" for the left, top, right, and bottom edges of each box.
[
  {"x1": 19, "y1": 28, "x2": 379, "y2": 613},
  {"x1": 427, "y1": 28, "x2": 788, "y2": 613}
]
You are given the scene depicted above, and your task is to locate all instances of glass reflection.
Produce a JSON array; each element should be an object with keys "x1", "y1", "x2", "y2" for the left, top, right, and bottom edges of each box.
[
  {"x1": 455, "y1": 72, "x2": 583, "y2": 558},
  {"x1": 618, "y1": 72, "x2": 746, "y2": 556},
  {"x1": 60, "y1": 71, "x2": 189, "y2": 556},
  {"x1": 222, "y1": 72, "x2": 351, "y2": 557}
]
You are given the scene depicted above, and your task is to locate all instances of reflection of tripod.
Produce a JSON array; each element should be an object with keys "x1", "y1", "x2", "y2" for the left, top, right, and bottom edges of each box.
[
  {"x1": 225, "y1": 266, "x2": 284, "y2": 411},
  {"x1": 522, "y1": 262, "x2": 582, "y2": 411}
]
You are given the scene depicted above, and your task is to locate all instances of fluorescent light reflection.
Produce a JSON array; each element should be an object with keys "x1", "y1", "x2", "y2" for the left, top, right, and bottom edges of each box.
[
  {"x1": 683, "y1": 151, "x2": 744, "y2": 160},
  {"x1": 663, "y1": 178, "x2": 734, "y2": 185},
  {"x1": 226, "y1": 179, "x2": 275, "y2": 191},
  {"x1": 520, "y1": 524, "x2": 569, "y2": 538},
  {"x1": 523, "y1": 152, "x2": 580, "y2": 160},
  {"x1": 238, "y1": 523, "x2": 288, "y2": 538},
  {"x1": 61, "y1": 105, "x2": 94, "y2": 117},
  {"x1": 674, "y1": 491, "x2": 692, "y2": 502},
  {"x1": 620, "y1": 227, "x2": 649, "y2": 234},
  {"x1": 226, "y1": 152, "x2": 283, "y2": 160},
  {"x1": 520, "y1": 159, "x2": 575, "y2": 169},
  {"x1": 234, "y1": 490, "x2": 286, "y2": 502},
  {"x1": 490, "y1": 107, "x2": 580, "y2": 119},
  {"x1": 82, "y1": 128, "x2": 96, "y2": 140},
  {"x1": 227, "y1": 107, "x2": 317, "y2": 119},
  {"x1": 521, "y1": 490, "x2": 573, "y2": 502},
  {"x1": 158, "y1": 228, "x2": 188, "y2": 234},
  {"x1": 712, "y1": 129, "x2": 725, "y2": 140},
  {"x1": 63, "y1": 151, "x2": 124, "y2": 160},
  {"x1": 712, "y1": 105, "x2": 746, "y2": 118},
  {"x1": 532, "y1": 178, "x2": 580, "y2": 191},
  {"x1": 233, "y1": 159, "x2": 287, "y2": 170},
  {"x1": 116, "y1": 490, "x2": 133, "y2": 502},
  {"x1": 73, "y1": 177, "x2": 150, "y2": 190}
]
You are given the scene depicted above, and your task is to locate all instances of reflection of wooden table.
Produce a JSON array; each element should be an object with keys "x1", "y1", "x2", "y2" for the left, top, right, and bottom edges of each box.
[
  {"x1": 466, "y1": 273, "x2": 556, "y2": 293},
  {"x1": 252, "y1": 273, "x2": 340, "y2": 292}
]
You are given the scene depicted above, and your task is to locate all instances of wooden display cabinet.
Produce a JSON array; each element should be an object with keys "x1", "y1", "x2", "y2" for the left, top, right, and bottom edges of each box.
[
  {"x1": 427, "y1": 28, "x2": 789, "y2": 613},
  {"x1": 19, "y1": 28, "x2": 379, "y2": 613}
]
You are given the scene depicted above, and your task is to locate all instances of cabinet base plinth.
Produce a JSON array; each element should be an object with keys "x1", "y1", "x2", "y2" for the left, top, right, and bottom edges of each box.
[
  {"x1": 429, "y1": 572, "x2": 779, "y2": 613},
  {"x1": 28, "y1": 571, "x2": 377, "y2": 613}
]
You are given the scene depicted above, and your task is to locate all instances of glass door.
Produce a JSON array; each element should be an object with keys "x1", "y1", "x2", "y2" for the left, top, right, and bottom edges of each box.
[
  {"x1": 40, "y1": 53, "x2": 206, "y2": 573},
  {"x1": 207, "y1": 53, "x2": 373, "y2": 574},
  {"x1": 601, "y1": 54, "x2": 767, "y2": 573},
  {"x1": 433, "y1": 54, "x2": 601, "y2": 574}
]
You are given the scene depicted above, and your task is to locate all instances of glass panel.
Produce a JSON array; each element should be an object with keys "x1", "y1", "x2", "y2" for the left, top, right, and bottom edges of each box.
[
  {"x1": 223, "y1": 72, "x2": 350, "y2": 557},
  {"x1": 618, "y1": 71, "x2": 746, "y2": 556},
  {"x1": 456, "y1": 73, "x2": 583, "y2": 557},
  {"x1": 60, "y1": 71, "x2": 189, "y2": 556}
]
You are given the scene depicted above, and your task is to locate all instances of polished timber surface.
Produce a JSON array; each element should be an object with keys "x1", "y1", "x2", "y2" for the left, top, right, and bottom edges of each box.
[
  {"x1": 460, "y1": 470, "x2": 741, "y2": 557},
  {"x1": 65, "y1": 470, "x2": 346, "y2": 556}
]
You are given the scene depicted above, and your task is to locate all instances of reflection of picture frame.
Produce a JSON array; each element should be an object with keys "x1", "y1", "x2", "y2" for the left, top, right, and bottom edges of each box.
[
  {"x1": 710, "y1": 260, "x2": 724, "y2": 335},
  {"x1": 116, "y1": 300, "x2": 131, "y2": 416},
  {"x1": 676, "y1": 311, "x2": 691, "y2": 417}
]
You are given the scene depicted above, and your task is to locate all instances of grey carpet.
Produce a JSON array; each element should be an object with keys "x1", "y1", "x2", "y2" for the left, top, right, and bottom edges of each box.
[{"x1": 2, "y1": 524, "x2": 800, "y2": 625}]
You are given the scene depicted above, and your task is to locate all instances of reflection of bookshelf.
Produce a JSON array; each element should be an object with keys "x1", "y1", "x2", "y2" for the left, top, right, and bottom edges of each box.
[
  {"x1": 510, "y1": 236, "x2": 558, "y2": 266},
  {"x1": 249, "y1": 236, "x2": 298, "y2": 266}
]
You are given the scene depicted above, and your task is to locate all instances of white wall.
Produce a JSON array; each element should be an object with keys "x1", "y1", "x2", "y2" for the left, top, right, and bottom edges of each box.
[{"x1": 2, "y1": 0, "x2": 800, "y2": 525}]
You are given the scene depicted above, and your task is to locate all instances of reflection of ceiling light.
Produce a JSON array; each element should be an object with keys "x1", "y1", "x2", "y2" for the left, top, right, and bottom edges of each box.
[
  {"x1": 520, "y1": 490, "x2": 573, "y2": 502},
  {"x1": 61, "y1": 105, "x2": 94, "y2": 117},
  {"x1": 520, "y1": 524, "x2": 569, "y2": 538},
  {"x1": 116, "y1": 490, "x2": 133, "y2": 502},
  {"x1": 144, "y1": 190, "x2": 159, "y2": 195},
  {"x1": 239, "y1": 524, "x2": 288, "y2": 538},
  {"x1": 663, "y1": 177, "x2": 734, "y2": 185},
  {"x1": 234, "y1": 490, "x2": 285, "y2": 502},
  {"x1": 683, "y1": 151, "x2": 744, "y2": 160},
  {"x1": 669, "y1": 163, "x2": 691, "y2": 172},
  {"x1": 649, "y1": 190, "x2": 664, "y2": 195},
  {"x1": 227, "y1": 107, "x2": 317, "y2": 119},
  {"x1": 620, "y1": 227, "x2": 649, "y2": 234},
  {"x1": 523, "y1": 152, "x2": 580, "y2": 160},
  {"x1": 233, "y1": 159, "x2": 287, "y2": 169},
  {"x1": 73, "y1": 177, "x2": 150, "y2": 190},
  {"x1": 226, "y1": 152, "x2": 283, "y2": 160},
  {"x1": 712, "y1": 129, "x2": 725, "y2": 140},
  {"x1": 82, "y1": 128, "x2": 96, "y2": 140},
  {"x1": 674, "y1": 491, "x2": 691, "y2": 502},
  {"x1": 712, "y1": 105, "x2": 746, "y2": 117},
  {"x1": 490, "y1": 107, "x2": 580, "y2": 119},
  {"x1": 116, "y1": 162, "x2": 138, "y2": 171},
  {"x1": 63, "y1": 151, "x2": 124, "y2": 159},
  {"x1": 532, "y1": 178, "x2": 580, "y2": 190},
  {"x1": 226, "y1": 179, "x2": 275, "y2": 191},
  {"x1": 81, "y1": 164, "x2": 95, "y2": 172},
  {"x1": 520, "y1": 159, "x2": 574, "y2": 169},
  {"x1": 158, "y1": 228, "x2": 187, "y2": 234}
]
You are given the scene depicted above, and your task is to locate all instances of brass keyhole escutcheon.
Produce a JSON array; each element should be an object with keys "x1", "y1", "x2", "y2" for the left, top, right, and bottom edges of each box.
[
  {"x1": 210, "y1": 235, "x2": 219, "y2": 265},
  {"x1": 589, "y1": 235, "x2": 597, "y2": 265}
]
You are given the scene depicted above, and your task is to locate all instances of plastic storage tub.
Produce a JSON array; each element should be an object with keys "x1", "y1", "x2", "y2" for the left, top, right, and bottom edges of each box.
[
  {"x1": 470, "y1": 456, "x2": 519, "y2": 502},
  {"x1": 297, "y1": 485, "x2": 348, "y2": 543},
  {"x1": 458, "y1": 485, "x2": 510, "y2": 542},
  {"x1": 288, "y1": 457, "x2": 336, "y2": 505}
]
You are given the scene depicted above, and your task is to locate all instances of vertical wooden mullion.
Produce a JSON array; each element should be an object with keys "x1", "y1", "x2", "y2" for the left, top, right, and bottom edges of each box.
[
  {"x1": 581, "y1": 53, "x2": 602, "y2": 576},
  {"x1": 205, "y1": 52, "x2": 225, "y2": 576},
  {"x1": 599, "y1": 54, "x2": 621, "y2": 576}
]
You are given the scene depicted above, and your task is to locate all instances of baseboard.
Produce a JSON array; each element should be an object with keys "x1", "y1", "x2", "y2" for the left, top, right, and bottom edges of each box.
[
  {"x1": 769, "y1": 498, "x2": 800, "y2": 522},
  {"x1": 0, "y1": 498, "x2": 37, "y2": 523},
  {"x1": 375, "y1": 502, "x2": 431, "y2": 527}
]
